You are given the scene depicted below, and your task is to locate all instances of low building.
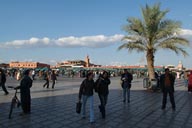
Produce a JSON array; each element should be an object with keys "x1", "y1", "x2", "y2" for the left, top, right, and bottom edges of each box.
[
  {"x1": 0, "y1": 63, "x2": 9, "y2": 68},
  {"x1": 165, "y1": 61, "x2": 186, "y2": 72},
  {"x1": 56, "y1": 55, "x2": 101, "y2": 68},
  {"x1": 9, "y1": 61, "x2": 50, "y2": 69},
  {"x1": 57, "y1": 60, "x2": 86, "y2": 68}
]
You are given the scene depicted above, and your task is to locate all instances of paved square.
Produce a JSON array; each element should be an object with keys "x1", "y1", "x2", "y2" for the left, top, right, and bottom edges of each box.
[{"x1": 0, "y1": 76, "x2": 191, "y2": 128}]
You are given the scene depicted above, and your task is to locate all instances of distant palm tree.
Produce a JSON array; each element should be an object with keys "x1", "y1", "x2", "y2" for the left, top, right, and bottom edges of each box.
[{"x1": 118, "y1": 3, "x2": 189, "y2": 87}]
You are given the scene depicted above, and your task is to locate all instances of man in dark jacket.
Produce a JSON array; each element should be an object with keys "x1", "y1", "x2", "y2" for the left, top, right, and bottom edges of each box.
[
  {"x1": 51, "y1": 70, "x2": 57, "y2": 89},
  {"x1": 0, "y1": 68, "x2": 9, "y2": 95},
  {"x1": 160, "y1": 68, "x2": 176, "y2": 110},
  {"x1": 16, "y1": 69, "x2": 33, "y2": 115},
  {"x1": 121, "y1": 69, "x2": 133, "y2": 103}
]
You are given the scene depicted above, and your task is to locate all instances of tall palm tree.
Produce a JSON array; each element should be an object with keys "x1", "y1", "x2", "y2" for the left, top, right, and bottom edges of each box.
[{"x1": 118, "y1": 3, "x2": 189, "y2": 86}]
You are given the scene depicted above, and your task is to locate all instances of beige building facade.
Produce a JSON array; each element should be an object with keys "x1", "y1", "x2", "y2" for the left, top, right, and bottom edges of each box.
[
  {"x1": 56, "y1": 55, "x2": 101, "y2": 68},
  {"x1": 9, "y1": 61, "x2": 50, "y2": 69}
]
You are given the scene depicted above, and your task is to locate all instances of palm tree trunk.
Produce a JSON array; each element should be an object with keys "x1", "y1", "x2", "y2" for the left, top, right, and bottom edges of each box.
[{"x1": 146, "y1": 50, "x2": 155, "y2": 80}]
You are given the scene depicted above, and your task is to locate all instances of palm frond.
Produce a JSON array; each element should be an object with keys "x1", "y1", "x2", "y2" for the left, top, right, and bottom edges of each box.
[
  {"x1": 156, "y1": 20, "x2": 181, "y2": 39},
  {"x1": 118, "y1": 41, "x2": 146, "y2": 53},
  {"x1": 163, "y1": 46, "x2": 189, "y2": 57},
  {"x1": 123, "y1": 17, "x2": 145, "y2": 36},
  {"x1": 155, "y1": 36, "x2": 189, "y2": 57},
  {"x1": 141, "y1": 3, "x2": 170, "y2": 44},
  {"x1": 157, "y1": 37, "x2": 189, "y2": 48}
]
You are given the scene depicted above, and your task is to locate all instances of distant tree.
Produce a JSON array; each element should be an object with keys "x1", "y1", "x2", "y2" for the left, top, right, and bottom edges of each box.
[{"x1": 118, "y1": 3, "x2": 189, "y2": 87}]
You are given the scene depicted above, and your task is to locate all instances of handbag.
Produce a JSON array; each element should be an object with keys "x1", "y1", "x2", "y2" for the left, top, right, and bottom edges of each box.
[{"x1": 76, "y1": 101, "x2": 82, "y2": 114}]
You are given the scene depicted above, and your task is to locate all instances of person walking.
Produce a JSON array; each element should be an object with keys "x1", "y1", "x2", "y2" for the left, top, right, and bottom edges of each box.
[
  {"x1": 43, "y1": 71, "x2": 50, "y2": 88},
  {"x1": 160, "y1": 68, "x2": 176, "y2": 111},
  {"x1": 0, "y1": 68, "x2": 9, "y2": 95},
  {"x1": 121, "y1": 69, "x2": 133, "y2": 103},
  {"x1": 31, "y1": 69, "x2": 35, "y2": 80},
  {"x1": 78, "y1": 72, "x2": 95, "y2": 124},
  {"x1": 15, "y1": 69, "x2": 33, "y2": 115},
  {"x1": 94, "y1": 71, "x2": 100, "y2": 81},
  {"x1": 51, "y1": 70, "x2": 57, "y2": 89},
  {"x1": 95, "y1": 71, "x2": 110, "y2": 119},
  {"x1": 16, "y1": 70, "x2": 21, "y2": 81},
  {"x1": 183, "y1": 71, "x2": 189, "y2": 88},
  {"x1": 187, "y1": 71, "x2": 192, "y2": 93}
]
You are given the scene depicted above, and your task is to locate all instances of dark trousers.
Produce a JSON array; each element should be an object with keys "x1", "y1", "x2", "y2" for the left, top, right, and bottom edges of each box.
[
  {"x1": 32, "y1": 75, "x2": 35, "y2": 80},
  {"x1": 21, "y1": 94, "x2": 31, "y2": 113},
  {"x1": 162, "y1": 87, "x2": 175, "y2": 108},
  {"x1": 43, "y1": 79, "x2": 49, "y2": 88},
  {"x1": 98, "y1": 94, "x2": 108, "y2": 107},
  {"x1": 52, "y1": 80, "x2": 56, "y2": 88},
  {"x1": 22, "y1": 101, "x2": 31, "y2": 113},
  {"x1": 98, "y1": 94, "x2": 108, "y2": 118},
  {"x1": 1, "y1": 83, "x2": 8, "y2": 94}
]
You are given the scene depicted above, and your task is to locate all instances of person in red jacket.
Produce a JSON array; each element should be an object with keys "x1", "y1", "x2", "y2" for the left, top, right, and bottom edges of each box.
[{"x1": 188, "y1": 71, "x2": 192, "y2": 92}]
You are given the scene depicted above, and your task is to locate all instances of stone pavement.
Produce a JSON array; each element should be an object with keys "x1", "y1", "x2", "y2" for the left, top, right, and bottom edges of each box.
[{"x1": 0, "y1": 76, "x2": 192, "y2": 128}]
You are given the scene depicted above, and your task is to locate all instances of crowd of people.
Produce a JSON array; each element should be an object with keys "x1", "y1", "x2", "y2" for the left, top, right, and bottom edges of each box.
[
  {"x1": 0, "y1": 68, "x2": 58, "y2": 116},
  {"x1": 77, "y1": 68, "x2": 192, "y2": 124},
  {"x1": 1, "y1": 67, "x2": 192, "y2": 124}
]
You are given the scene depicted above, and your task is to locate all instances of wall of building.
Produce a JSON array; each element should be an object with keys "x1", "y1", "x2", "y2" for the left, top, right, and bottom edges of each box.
[{"x1": 9, "y1": 62, "x2": 50, "y2": 69}]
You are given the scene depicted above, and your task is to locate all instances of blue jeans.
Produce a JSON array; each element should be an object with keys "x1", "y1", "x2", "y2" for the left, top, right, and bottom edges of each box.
[
  {"x1": 184, "y1": 79, "x2": 188, "y2": 87},
  {"x1": 123, "y1": 87, "x2": 130, "y2": 102},
  {"x1": 81, "y1": 95, "x2": 94, "y2": 122}
]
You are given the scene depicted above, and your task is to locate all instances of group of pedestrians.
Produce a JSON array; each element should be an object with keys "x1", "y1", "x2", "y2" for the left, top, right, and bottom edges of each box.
[
  {"x1": 0, "y1": 68, "x2": 33, "y2": 115},
  {"x1": 42, "y1": 70, "x2": 57, "y2": 89},
  {"x1": 120, "y1": 68, "x2": 177, "y2": 111},
  {"x1": 0, "y1": 68, "x2": 57, "y2": 116},
  {"x1": 77, "y1": 69, "x2": 134, "y2": 124},
  {"x1": 2, "y1": 67, "x2": 192, "y2": 124},
  {"x1": 78, "y1": 71, "x2": 111, "y2": 123},
  {"x1": 77, "y1": 68, "x2": 183, "y2": 124}
]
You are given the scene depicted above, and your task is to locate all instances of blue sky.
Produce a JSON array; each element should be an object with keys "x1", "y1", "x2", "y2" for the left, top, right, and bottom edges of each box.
[{"x1": 0, "y1": 0, "x2": 192, "y2": 68}]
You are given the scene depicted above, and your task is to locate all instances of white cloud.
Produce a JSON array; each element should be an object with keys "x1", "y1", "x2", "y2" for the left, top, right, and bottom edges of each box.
[
  {"x1": 0, "y1": 34, "x2": 124, "y2": 49},
  {"x1": 180, "y1": 29, "x2": 192, "y2": 35},
  {"x1": 1, "y1": 29, "x2": 192, "y2": 49},
  {"x1": 56, "y1": 34, "x2": 124, "y2": 48},
  {"x1": 1, "y1": 37, "x2": 51, "y2": 48},
  {"x1": 179, "y1": 29, "x2": 192, "y2": 46}
]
